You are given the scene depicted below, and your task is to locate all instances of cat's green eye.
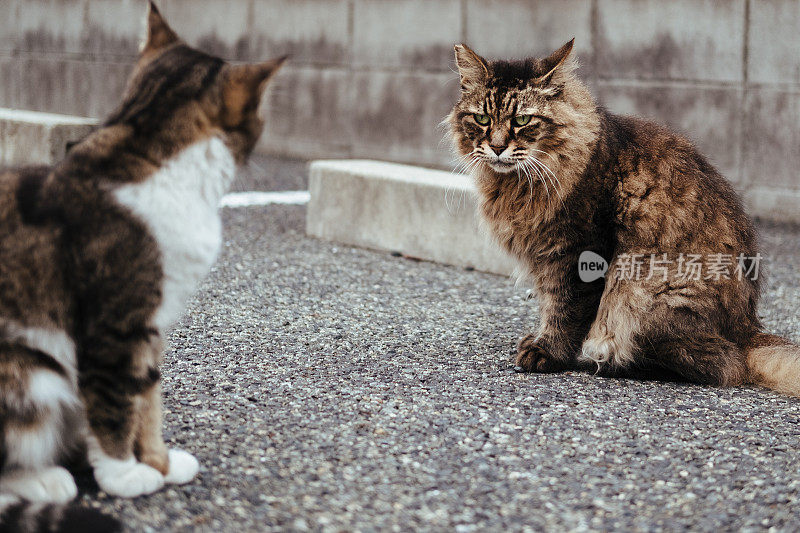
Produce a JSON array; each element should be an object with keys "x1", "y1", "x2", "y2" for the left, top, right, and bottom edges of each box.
[
  {"x1": 513, "y1": 115, "x2": 532, "y2": 127},
  {"x1": 473, "y1": 113, "x2": 490, "y2": 126}
]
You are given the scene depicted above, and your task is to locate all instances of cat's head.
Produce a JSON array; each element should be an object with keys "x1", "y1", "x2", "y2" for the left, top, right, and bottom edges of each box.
[
  {"x1": 106, "y1": 2, "x2": 286, "y2": 164},
  {"x1": 447, "y1": 39, "x2": 589, "y2": 175}
]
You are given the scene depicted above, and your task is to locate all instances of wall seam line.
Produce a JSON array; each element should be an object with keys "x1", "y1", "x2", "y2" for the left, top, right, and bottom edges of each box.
[{"x1": 740, "y1": 0, "x2": 751, "y2": 190}]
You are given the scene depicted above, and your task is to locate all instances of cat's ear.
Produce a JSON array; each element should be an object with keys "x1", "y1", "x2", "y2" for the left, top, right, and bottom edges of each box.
[
  {"x1": 140, "y1": 2, "x2": 179, "y2": 56},
  {"x1": 535, "y1": 38, "x2": 575, "y2": 85},
  {"x1": 454, "y1": 44, "x2": 489, "y2": 92},
  {"x1": 221, "y1": 57, "x2": 288, "y2": 126}
]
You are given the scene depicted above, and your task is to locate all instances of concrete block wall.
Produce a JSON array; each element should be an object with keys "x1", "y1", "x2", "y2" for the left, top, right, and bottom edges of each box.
[
  {"x1": 0, "y1": 108, "x2": 96, "y2": 167},
  {"x1": 1, "y1": 0, "x2": 798, "y2": 218}
]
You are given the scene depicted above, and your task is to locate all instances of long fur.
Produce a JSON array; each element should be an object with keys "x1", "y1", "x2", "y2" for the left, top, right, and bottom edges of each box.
[
  {"x1": 746, "y1": 334, "x2": 800, "y2": 396},
  {"x1": 447, "y1": 41, "x2": 799, "y2": 395}
]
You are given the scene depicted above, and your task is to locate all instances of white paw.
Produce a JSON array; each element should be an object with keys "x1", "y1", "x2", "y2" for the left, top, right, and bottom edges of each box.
[
  {"x1": 94, "y1": 456, "x2": 165, "y2": 498},
  {"x1": 164, "y1": 449, "x2": 199, "y2": 485},
  {"x1": 581, "y1": 336, "x2": 615, "y2": 365},
  {"x1": 0, "y1": 466, "x2": 77, "y2": 504}
]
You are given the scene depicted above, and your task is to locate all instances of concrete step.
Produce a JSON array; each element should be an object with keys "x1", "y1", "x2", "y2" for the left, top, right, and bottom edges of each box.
[
  {"x1": 0, "y1": 108, "x2": 98, "y2": 168},
  {"x1": 745, "y1": 187, "x2": 800, "y2": 225},
  {"x1": 306, "y1": 160, "x2": 517, "y2": 276}
]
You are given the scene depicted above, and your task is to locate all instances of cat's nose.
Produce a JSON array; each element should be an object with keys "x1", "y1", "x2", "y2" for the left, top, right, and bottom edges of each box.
[{"x1": 489, "y1": 144, "x2": 507, "y2": 156}]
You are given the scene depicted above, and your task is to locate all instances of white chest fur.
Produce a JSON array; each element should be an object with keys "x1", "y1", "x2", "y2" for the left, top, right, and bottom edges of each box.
[{"x1": 114, "y1": 137, "x2": 236, "y2": 332}]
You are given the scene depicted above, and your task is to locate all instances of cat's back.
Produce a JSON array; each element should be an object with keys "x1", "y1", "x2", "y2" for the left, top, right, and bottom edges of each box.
[
  {"x1": 602, "y1": 111, "x2": 700, "y2": 168},
  {"x1": 601, "y1": 110, "x2": 753, "y2": 244},
  {"x1": 603, "y1": 110, "x2": 737, "y2": 197}
]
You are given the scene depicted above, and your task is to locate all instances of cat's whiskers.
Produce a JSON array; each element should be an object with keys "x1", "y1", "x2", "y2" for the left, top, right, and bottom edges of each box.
[
  {"x1": 524, "y1": 157, "x2": 549, "y2": 208},
  {"x1": 510, "y1": 152, "x2": 525, "y2": 187},
  {"x1": 529, "y1": 155, "x2": 560, "y2": 190},
  {"x1": 509, "y1": 149, "x2": 531, "y2": 202},
  {"x1": 512, "y1": 160, "x2": 526, "y2": 202},
  {"x1": 451, "y1": 152, "x2": 481, "y2": 177},
  {"x1": 530, "y1": 156, "x2": 565, "y2": 209},
  {"x1": 515, "y1": 158, "x2": 537, "y2": 208},
  {"x1": 530, "y1": 157, "x2": 556, "y2": 193},
  {"x1": 462, "y1": 154, "x2": 484, "y2": 176},
  {"x1": 522, "y1": 148, "x2": 564, "y2": 209},
  {"x1": 531, "y1": 147, "x2": 558, "y2": 164},
  {"x1": 451, "y1": 155, "x2": 469, "y2": 175},
  {"x1": 447, "y1": 156, "x2": 469, "y2": 211},
  {"x1": 446, "y1": 153, "x2": 481, "y2": 212}
]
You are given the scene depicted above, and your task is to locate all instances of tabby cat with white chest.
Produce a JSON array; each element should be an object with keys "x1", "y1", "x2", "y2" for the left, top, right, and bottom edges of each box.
[
  {"x1": 447, "y1": 40, "x2": 800, "y2": 396},
  {"x1": 0, "y1": 3, "x2": 285, "y2": 530}
]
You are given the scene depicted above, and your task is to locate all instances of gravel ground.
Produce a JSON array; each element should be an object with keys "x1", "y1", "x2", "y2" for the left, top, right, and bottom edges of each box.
[{"x1": 73, "y1": 205, "x2": 800, "y2": 532}]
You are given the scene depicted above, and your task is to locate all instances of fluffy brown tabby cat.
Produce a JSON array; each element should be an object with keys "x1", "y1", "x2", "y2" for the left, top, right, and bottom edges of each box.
[
  {"x1": 0, "y1": 3, "x2": 285, "y2": 530},
  {"x1": 447, "y1": 39, "x2": 800, "y2": 396}
]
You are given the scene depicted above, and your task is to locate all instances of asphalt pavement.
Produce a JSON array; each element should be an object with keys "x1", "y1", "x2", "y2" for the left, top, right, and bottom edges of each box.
[{"x1": 73, "y1": 194, "x2": 800, "y2": 532}]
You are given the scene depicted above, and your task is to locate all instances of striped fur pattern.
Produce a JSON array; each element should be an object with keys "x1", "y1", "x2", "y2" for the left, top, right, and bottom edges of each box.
[
  {"x1": 447, "y1": 41, "x2": 800, "y2": 395},
  {"x1": 0, "y1": 3, "x2": 285, "y2": 530},
  {"x1": 0, "y1": 493, "x2": 120, "y2": 533}
]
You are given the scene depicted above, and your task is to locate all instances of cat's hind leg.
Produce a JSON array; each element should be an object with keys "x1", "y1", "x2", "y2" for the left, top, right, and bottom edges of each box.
[
  {"x1": 0, "y1": 466, "x2": 77, "y2": 504},
  {"x1": 638, "y1": 325, "x2": 748, "y2": 386},
  {"x1": 581, "y1": 273, "x2": 748, "y2": 384},
  {"x1": 1, "y1": 345, "x2": 80, "y2": 504}
]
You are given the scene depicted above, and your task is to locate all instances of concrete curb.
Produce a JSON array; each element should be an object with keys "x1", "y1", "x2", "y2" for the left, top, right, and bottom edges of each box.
[
  {"x1": 0, "y1": 108, "x2": 97, "y2": 167},
  {"x1": 306, "y1": 160, "x2": 517, "y2": 276},
  {"x1": 745, "y1": 187, "x2": 800, "y2": 225}
]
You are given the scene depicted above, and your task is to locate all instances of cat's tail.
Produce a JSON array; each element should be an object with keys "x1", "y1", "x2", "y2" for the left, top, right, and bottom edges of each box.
[
  {"x1": 745, "y1": 333, "x2": 800, "y2": 396},
  {"x1": 0, "y1": 494, "x2": 121, "y2": 533}
]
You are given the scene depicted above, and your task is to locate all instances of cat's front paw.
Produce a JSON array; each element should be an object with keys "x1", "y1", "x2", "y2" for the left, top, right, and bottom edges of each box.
[
  {"x1": 164, "y1": 449, "x2": 199, "y2": 485},
  {"x1": 94, "y1": 456, "x2": 164, "y2": 498},
  {"x1": 515, "y1": 335, "x2": 567, "y2": 373}
]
